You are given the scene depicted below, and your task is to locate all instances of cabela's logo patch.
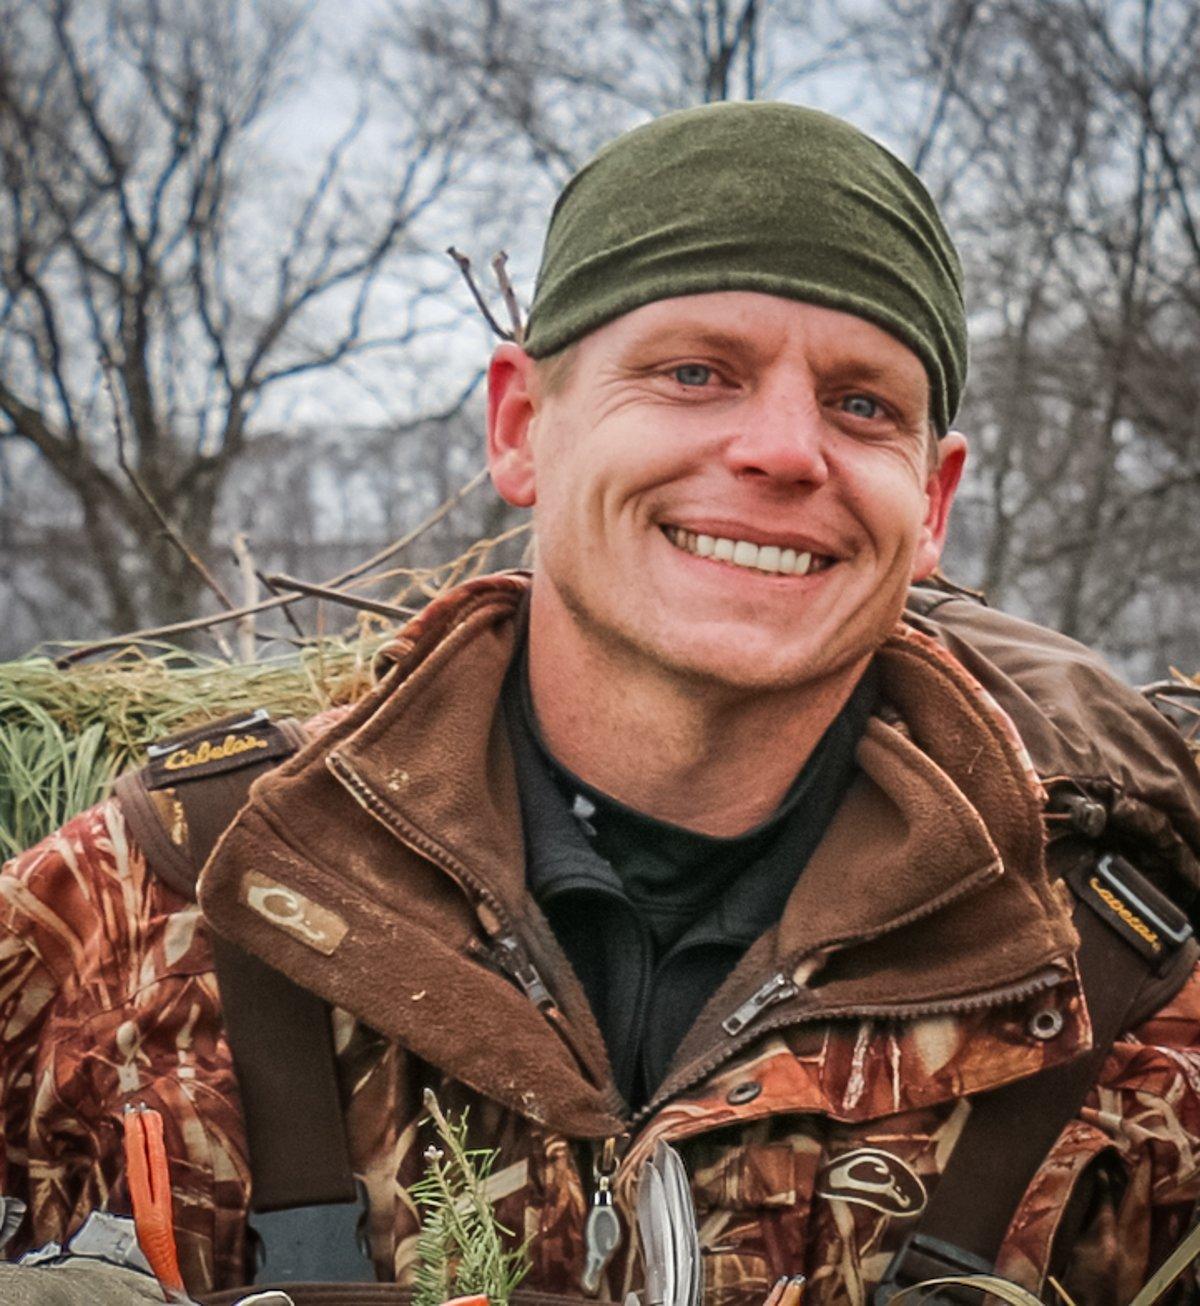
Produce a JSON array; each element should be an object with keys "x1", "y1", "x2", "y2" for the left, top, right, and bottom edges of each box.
[
  {"x1": 816, "y1": 1148, "x2": 927, "y2": 1218},
  {"x1": 1087, "y1": 875, "x2": 1162, "y2": 953},
  {"x1": 162, "y1": 732, "x2": 269, "y2": 772}
]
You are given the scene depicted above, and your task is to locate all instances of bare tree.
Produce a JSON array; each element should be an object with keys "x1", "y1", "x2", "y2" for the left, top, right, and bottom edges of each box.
[
  {"x1": 0, "y1": 0, "x2": 468, "y2": 644},
  {"x1": 855, "y1": 0, "x2": 1200, "y2": 673},
  {"x1": 374, "y1": 0, "x2": 861, "y2": 282}
]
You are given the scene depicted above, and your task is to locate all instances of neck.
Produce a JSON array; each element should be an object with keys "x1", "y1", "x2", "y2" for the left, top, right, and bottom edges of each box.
[{"x1": 525, "y1": 597, "x2": 868, "y2": 838}]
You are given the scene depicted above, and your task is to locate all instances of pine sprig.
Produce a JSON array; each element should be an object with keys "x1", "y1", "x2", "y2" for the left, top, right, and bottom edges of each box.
[{"x1": 411, "y1": 1089, "x2": 531, "y2": 1306}]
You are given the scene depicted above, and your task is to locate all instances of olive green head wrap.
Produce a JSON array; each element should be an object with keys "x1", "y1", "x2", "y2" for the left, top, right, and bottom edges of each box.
[{"x1": 523, "y1": 101, "x2": 967, "y2": 434}]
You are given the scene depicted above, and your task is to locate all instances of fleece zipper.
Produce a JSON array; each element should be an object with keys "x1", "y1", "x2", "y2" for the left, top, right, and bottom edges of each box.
[
  {"x1": 326, "y1": 750, "x2": 604, "y2": 1086},
  {"x1": 631, "y1": 961, "x2": 1069, "y2": 1127}
]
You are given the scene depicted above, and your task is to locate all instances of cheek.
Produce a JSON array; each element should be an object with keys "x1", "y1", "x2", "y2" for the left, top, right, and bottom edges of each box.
[{"x1": 838, "y1": 455, "x2": 930, "y2": 549}]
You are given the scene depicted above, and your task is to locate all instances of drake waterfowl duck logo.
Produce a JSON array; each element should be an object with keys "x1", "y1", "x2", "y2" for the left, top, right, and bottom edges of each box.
[{"x1": 816, "y1": 1148, "x2": 927, "y2": 1217}]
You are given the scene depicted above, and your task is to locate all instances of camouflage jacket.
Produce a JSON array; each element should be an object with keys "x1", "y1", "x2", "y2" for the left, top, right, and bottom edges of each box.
[{"x1": 3, "y1": 574, "x2": 1200, "y2": 1305}]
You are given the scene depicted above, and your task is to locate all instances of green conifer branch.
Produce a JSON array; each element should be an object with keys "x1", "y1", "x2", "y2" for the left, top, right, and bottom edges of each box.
[{"x1": 411, "y1": 1089, "x2": 531, "y2": 1306}]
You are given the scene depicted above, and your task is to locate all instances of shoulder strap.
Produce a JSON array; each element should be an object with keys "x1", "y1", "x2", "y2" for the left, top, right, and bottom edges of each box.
[
  {"x1": 876, "y1": 850, "x2": 1198, "y2": 1303},
  {"x1": 114, "y1": 712, "x2": 368, "y2": 1266},
  {"x1": 114, "y1": 709, "x2": 307, "y2": 899}
]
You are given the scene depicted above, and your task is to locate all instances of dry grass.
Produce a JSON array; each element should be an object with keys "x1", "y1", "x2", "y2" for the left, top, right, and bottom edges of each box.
[
  {"x1": 0, "y1": 523, "x2": 530, "y2": 859},
  {"x1": 0, "y1": 630, "x2": 388, "y2": 860}
]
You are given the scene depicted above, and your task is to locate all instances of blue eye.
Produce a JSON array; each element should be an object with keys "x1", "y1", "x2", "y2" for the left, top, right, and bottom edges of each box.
[
  {"x1": 841, "y1": 394, "x2": 881, "y2": 419},
  {"x1": 674, "y1": 364, "x2": 712, "y2": 387}
]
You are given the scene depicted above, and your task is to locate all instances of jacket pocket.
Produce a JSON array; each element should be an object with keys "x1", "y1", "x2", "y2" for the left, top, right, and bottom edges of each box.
[
  {"x1": 688, "y1": 1136, "x2": 820, "y2": 1306},
  {"x1": 996, "y1": 1119, "x2": 1127, "y2": 1304}
]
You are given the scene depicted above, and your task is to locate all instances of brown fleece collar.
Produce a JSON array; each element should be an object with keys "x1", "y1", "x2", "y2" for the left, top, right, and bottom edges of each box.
[{"x1": 200, "y1": 575, "x2": 1077, "y2": 1135}]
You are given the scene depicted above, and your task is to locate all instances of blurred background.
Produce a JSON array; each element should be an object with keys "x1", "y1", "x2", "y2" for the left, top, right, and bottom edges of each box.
[{"x1": 2, "y1": 0, "x2": 1198, "y2": 679}]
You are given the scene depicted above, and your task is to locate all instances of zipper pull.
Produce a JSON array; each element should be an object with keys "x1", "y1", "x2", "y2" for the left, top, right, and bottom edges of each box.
[
  {"x1": 722, "y1": 973, "x2": 799, "y2": 1036},
  {"x1": 493, "y1": 934, "x2": 554, "y2": 1010},
  {"x1": 582, "y1": 1137, "x2": 622, "y2": 1295}
]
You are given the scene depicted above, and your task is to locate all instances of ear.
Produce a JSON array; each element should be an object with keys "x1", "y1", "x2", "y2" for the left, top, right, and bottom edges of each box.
[
  {"x1": 910, "y1": 430, "x2": 967, "y2": 581},
  {"x1": 487, "y1": 343, "x2": 539, "y2": 508}
]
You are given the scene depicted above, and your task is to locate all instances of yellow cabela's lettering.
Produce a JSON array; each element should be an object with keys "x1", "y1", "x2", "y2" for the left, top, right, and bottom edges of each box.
[
  {"x1": 1089, "y1": 876, "x2": 1162, "y2": 952},
  {"x1": 162, "y1": 733, "x2": 269, "y2": 771}
]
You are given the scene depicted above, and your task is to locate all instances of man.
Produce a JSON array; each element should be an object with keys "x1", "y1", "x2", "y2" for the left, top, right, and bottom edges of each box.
[{"x1": 2, "y1": 102, "x2": 1200, "y2": 1305}]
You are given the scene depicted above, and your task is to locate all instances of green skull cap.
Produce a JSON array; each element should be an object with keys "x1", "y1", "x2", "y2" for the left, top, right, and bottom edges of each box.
[{"x1": 523, "y1": 101, "x2": 967, "y2": 434}]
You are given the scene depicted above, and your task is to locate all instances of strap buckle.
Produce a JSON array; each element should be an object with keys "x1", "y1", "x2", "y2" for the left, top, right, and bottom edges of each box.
[
  {"x1": 874, "y1": 1232, "x2": 994, "y2": 1304},
  {"x1": 1071, "y1": 852, "x2": 1193, "y2": 974}
]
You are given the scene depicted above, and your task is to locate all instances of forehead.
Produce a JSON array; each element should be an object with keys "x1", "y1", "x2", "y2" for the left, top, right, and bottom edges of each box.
[{"x1": 586, "y1": 292, "x2": 927, "y2": 381}]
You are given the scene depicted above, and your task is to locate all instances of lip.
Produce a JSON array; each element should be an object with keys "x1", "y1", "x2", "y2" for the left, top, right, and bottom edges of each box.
[
  {"x1": 658, "y1": 520, "x2": 843, "y2": 559},
  {"x1": 659, "y1": 528, "x2": 841, "y2": 582}
]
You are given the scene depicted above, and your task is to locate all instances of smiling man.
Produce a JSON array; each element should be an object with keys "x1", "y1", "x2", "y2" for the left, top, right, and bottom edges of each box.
[
  {"x1": 490, "y1": 294, "x2": 963, "y2": 835},
  {"x1": 4, "y1": 103, "x2": 1200, "y2": 1306}
]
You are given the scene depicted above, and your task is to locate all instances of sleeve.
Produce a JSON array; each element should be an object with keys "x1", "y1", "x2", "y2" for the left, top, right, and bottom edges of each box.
[
  {"x1": 0, "y1": 853, "x2": 62, "y2": 1248},
  {"x1": 0, "y1": 799, "x2": 133, "y2": 1261},
  {"x1": 1080, "y1": 963, "x2": 1200, "y2": 1289}
]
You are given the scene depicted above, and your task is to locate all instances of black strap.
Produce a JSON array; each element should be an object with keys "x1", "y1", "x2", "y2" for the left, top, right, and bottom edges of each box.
[
  {"x1": 877, "y1": 853, "x2": 1197, "y2": 1303},
  {"x1": 115, "y1": 714, "x2": 362, "y2": 1218}
]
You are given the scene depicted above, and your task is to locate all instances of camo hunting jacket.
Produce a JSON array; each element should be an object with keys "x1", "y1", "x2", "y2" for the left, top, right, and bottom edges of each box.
[{"x1": 3, "y1": 575, "x2": 1200, "y2": 1305}]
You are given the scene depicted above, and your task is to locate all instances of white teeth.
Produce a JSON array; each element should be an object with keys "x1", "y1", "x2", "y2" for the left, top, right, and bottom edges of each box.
[
  {"x1": 732, "y1": 540, "x2": 757, "y2": 567},
  {"x1": 664, "y1": 527, "x2": 827, "y2": 576}
]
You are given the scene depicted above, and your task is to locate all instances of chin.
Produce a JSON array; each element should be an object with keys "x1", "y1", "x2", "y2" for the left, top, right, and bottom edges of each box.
[{"x1": 635, "y1": 626, "x2": 847, "y2": 695}]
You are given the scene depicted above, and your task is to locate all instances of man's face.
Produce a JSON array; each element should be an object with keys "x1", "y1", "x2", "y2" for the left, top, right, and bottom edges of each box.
[{"x1": 488, "y1": 292, "x2": 966, "y2": 696}]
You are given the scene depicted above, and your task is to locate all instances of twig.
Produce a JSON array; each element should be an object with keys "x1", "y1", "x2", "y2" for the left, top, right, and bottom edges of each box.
[
  {"x1": 491, "y1": 251, "x2": 525, "y2": 343},
  {"x1": 329, "y1": 466, "x2": 491, "y2": 588},
  {"x1": 230, "y1": 533, "x2": 258, "y2": 664},
  {"x1": 54, "y1": 597, "x2": 301, "y2": 663},
  {"x1": 929, "y1": 569, "x2": 987, "y2": 603},
  {"x1": 261, "y1": 574, "x2": 418, "y2": 622},
  {"x1": 54, "y1": 469, "x2": 491, "y2": 665},
  {"x1": 447, "y1": 247, "x2": 514, "y2": 341},
  {"x1": 1140, "y1": 680, "x2": 1200, "y2": 698},
  {"x1": 102, "y1": 360, "x2": 239, "y2": 620},
  {"x1": 1128, "y1": 1217, "x2": 1200, "y2": 1304},
  {"x1": 1046, "y1": 1276, "x2": 1078, "y2": 1306},
  {"x1": 258, "y1": 569, "x2": 308, "y2": 641}
]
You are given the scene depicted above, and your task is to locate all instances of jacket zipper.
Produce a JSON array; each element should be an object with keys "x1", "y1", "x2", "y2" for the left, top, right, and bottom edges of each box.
[
  {"x1": 491, "y1": 933, "x2": 554, "y2": 1009},
  {"x1": 721, "y1": 972, "x2": 800, "y2": 1035},
  {"x1": 327, "y1": 752, "x2": 603, "y2": 1083},
  {"x1": 631, "y1": 962, "x2": 1068, "y2": 1126},
  {"x1": 581, "y1": 1134, "x2": 627, "y2": 1295}
]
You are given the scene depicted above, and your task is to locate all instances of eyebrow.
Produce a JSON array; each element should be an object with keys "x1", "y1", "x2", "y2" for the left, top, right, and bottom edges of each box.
[
  {"x1": 821, "y1": 358, "x2": 928, "y2": 405},
  {"x1": 619, "y1": 326, "x2": 765, "y2": 364}
]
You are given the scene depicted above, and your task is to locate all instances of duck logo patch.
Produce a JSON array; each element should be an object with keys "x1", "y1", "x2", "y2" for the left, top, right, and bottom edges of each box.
[
  {"x1": 241, "y1": 870, "x2": 348, "y2": 956},
  {"x1": 816, "y1": 1148, "x2": 926, "y2": 1218}
]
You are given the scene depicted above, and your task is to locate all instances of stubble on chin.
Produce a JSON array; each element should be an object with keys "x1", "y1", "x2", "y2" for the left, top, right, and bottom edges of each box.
[{"x1": 546, "y1": 568, "x2": 869, "y2": 702}]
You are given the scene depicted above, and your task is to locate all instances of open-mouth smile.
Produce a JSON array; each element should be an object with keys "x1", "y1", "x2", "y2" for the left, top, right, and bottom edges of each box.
[{"x1": 662, "y1": 525, "x2": 836, "y2": 577}]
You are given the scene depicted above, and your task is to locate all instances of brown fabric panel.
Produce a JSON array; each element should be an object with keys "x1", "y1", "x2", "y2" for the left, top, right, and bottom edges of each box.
[
  {"x1": 904, "y1": 590, "x2": 1200, "y2": 886},
  {"x1": 117, "y1": 717, "x2": 357, "y2": 1212},
  {"x1": 899, "y1": 898, "x2": 1154, "y2": 1268},
  {"x1": 173, "y1": 725, "x2": 358, "y2": 1213}
]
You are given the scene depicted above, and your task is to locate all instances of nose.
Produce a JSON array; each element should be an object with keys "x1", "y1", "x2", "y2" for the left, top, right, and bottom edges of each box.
[{"x1": 722, "y1": 384, "x2": 829, "y2": 486}]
